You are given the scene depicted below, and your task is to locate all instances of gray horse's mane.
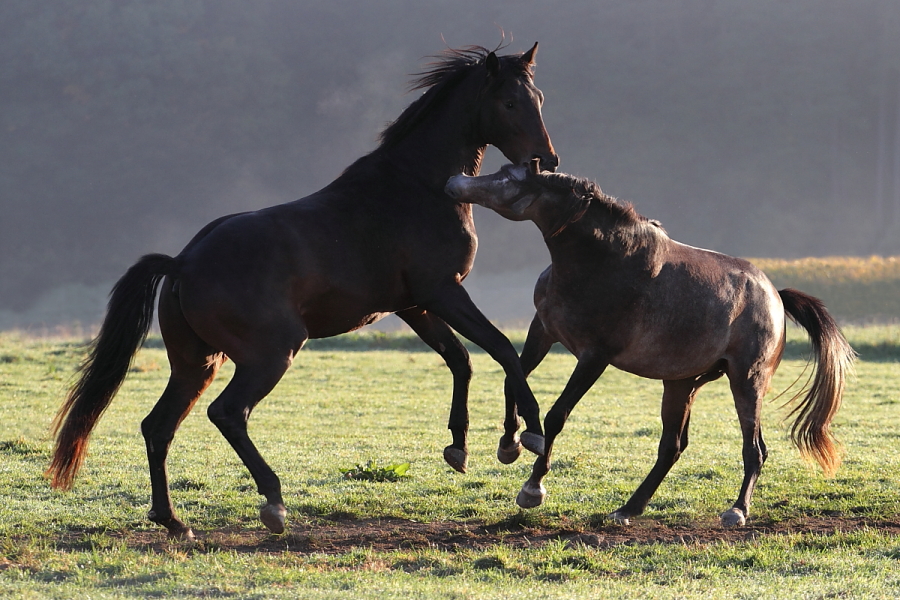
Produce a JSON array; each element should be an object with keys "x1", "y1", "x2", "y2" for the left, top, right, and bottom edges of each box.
[{"x1": 535, "y1": 172, "x2": 650, "y2": 227}]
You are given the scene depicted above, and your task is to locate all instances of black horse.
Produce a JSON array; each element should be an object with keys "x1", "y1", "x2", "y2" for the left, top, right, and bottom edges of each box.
[
  {"x1": 446, "y1": 162, "x2": 854, "y2": 527},
  {"x1": 48, "y1": 44, "x2": 558, "y2": 539}
]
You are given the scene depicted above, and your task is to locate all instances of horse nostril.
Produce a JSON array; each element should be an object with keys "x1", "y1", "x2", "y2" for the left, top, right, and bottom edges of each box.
[{"x1": 534, "y1": 154, "x2": 559, "y2": 172}]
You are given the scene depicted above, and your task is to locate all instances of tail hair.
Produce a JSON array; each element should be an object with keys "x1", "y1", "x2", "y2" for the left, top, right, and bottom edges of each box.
[
  {"x1": 47, "y1": 254, "x2": 174, "y2": 489},
  {"x1": 779, "y1": 288, "x2": 855, "y2": 477}
]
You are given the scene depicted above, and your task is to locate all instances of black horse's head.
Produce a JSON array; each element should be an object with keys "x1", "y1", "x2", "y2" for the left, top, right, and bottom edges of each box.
[
  {"x1": 475, "y1": 43, "x2": 558, "y2": 172},
  {"x1": 381, "y1": 43, "x2": 559, "y2": 174}
]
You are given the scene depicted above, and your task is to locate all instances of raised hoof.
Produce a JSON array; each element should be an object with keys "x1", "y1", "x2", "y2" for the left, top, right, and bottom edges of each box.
[
  {"x1": 607, "y1": 510, "x2": 631, "y2": 526},
  {"x1": 520, "y1": 432, "x2": 546, "y2": 456},
  {"x1": 515, "y1": 481, "x2": 547, "y2": 509},
  {"x1": 443, "y1": 446, "x2": 468, "y2": 473},
  {"x1": 720, "y1": 507, "x2": 747, "y2": 528},
  {"x1": 496, "y1": 438, "x2": 522, "y2": 464},
  {"x1": 260, "y1": 503, "x2": 287, "y2": 534}
]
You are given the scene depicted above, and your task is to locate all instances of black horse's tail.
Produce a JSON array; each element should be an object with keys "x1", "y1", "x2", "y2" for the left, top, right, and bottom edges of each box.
[
  {"x1": 47, "y1": 254, "x2": 176, "y2": 490},
  {"x1": 779, "y1": 288, "x2": 855, "y2": 477}
]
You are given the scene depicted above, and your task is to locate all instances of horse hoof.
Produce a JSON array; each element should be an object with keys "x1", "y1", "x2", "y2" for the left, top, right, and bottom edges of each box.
[
  {"x1": 720, "y1": 508, "x2": 746, "y2": 528},
  {"x1": 496, "y1": 438, "x2": 522, "y2": 464},
  {"x1": 260, "y1": 503, "x2": 287, "y2": 534},
  {"x1": 515, "y1": 481, "x2": 546, "y2": 508},
  {"x1": 607, "y1": 510, "x2": 631, "y2": 526},
  {"x1": 520, "y1": 432, "x2": 546, "y2": 456},
  {"x1": 167, "y1": 527, "x2": 196, "y2": 542},
  {"x1": 443, "y1": 446, "x2": 468, "y2": 473}
]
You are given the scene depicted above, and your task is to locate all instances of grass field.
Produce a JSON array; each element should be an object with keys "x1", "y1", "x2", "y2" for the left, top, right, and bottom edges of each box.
[{"x1": 1, "y1": 326, "x2": 899, "y2": 598}]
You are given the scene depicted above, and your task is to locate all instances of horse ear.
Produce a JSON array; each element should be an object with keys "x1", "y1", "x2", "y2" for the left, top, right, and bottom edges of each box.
[
  {"x1": 522, "y1": 42, "x2": 538, "y2": 66},
  {"x1": 485, "y1": 51, "x2": 500, "y2": 76}
]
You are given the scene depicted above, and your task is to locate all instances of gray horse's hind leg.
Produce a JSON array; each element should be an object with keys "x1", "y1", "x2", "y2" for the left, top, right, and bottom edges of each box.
[{"x1": 720, "y1": 368, "x2": 770, "y2": 527}]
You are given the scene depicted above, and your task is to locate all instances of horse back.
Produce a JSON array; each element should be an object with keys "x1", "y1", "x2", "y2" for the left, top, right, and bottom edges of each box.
[
  {"x1": 536, "y1": 237, "x2": 785, "y2": 379},
  {"x1": 167, "y1": 157, "x2": 478, "y2": 343}
]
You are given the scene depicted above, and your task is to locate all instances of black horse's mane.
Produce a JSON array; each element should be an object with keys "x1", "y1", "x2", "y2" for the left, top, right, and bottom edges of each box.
[{"x1": 379, "y1": 45, "x2": 532, "y2": 148}]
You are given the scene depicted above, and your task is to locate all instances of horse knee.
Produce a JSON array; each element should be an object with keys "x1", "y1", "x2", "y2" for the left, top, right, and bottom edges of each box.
[
  {"x1": 207, "y1": 401, "x2": 247, "y2": 435},
  {"x1": 657, "y1": 435, "x2": 684, "y2": 466},
  {"x1": 447, "y1": 353, "x2": 473, "y2": 382}
]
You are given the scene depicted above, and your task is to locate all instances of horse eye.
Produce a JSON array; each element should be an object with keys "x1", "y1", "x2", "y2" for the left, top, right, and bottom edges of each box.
[{"x1": 504, "y1": 100, "x2": 515, "y2": 110}]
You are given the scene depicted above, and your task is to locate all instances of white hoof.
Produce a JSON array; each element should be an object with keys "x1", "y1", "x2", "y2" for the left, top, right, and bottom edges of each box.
[
  {"x1": 520, "y1": 432, "x2": 546, "y2": 456},
  {"x1": 260, "y1": 503, "x2": 287, "y2": 534},
  {"x1": 607, "y1": 510, "x2": 631, "y2": 526},
  {"x1": 515, "y1": 481, "x2": 547, "y2": 508},
  {"x1": 496, "y1": 438, "x2": 522, "y2": 464},
  {"x1": 720, "y1": 507, "x2": 746, "y2": 528},
  {"x1": 443, "y1": 446, "x2": 468, "y2": 473}
]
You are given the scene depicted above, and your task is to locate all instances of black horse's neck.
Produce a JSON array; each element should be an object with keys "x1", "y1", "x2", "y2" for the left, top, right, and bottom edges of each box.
[{"x1": 377, "y1": 73, "x2": 487, "y2": 191}]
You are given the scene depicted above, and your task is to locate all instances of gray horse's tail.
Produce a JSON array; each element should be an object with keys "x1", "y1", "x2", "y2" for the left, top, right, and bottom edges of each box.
[{"x1": 779, "y1": 288, "x2": 855, "y2": 477}]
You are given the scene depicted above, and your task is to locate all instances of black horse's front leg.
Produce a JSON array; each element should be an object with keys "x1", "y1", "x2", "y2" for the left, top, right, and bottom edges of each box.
[
  {"x1": 397, "y1": 307, "x2": 473, "y2": 473},
  {"x1": 498, "y1": 314, "x2": 557, "y2": 464},
  {"x1": 422, "y1": 284, "x2": 545, "y2": 456}
]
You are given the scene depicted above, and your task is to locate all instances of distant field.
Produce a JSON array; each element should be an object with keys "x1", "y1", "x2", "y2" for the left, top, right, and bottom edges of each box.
[
  {"x1": 1, "y1": 326, "x2": 899, "y2": 598},
  {"x1": 750, "y1": 256, "x2": 900, "y2": 322}
]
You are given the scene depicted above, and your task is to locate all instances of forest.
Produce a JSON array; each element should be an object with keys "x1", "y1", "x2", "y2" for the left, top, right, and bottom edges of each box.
[{"x1": 2, "y1": 0, "x2": 899, "y2": 327}]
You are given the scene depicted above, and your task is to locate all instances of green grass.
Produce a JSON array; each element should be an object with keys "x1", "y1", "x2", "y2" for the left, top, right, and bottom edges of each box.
[{"x1": 1, "y1": 326, "x2": 899, "y2": 598}]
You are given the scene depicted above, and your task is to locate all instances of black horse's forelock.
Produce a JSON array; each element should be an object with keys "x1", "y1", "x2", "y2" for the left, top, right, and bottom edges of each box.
[
  {"x1": 407, "y1": 43, "x2": 527, "y2": 91},
  {"x1": 379, "y1": 44, "x2": 533, "y2": 147}
]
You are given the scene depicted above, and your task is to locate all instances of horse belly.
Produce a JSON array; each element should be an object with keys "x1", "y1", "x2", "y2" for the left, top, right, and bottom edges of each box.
[
  {"x1": 302, "y1": 308, "x2": 395, "y2": 339},
  {"x1": 611, "y1": 342, "x2": 724, "y2": 380}
]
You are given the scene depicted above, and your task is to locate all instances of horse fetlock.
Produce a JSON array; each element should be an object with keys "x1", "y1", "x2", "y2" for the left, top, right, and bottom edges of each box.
[
  {"x1": 443, "y1": 446, "x2": 468, "y2": 473},
  {"x1": 607, "y1": 510, "x2": 631, "y2": 526},
  {"x1": 496, "y1": 437, "x2": 523, "y2": 464},
  {"x1": 720, "y1": 507, "x2": 747, "y2": 528},
  {"x1": 148, "y1": 510, "x2": 195, "y2": 541},
  {"x1": 260, "y1": 502, "x2": 287, "y2": 534},
  {"x1": 516, "y1": 481, "x2": 547, "y2": 508},
  {"x1": 520, "y1": 432, "x2": 546, "y2": 456}
]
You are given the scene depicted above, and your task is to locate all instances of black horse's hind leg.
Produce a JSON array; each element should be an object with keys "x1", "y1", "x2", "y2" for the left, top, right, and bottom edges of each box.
[
  {"x1": 422, "y1": 284, "x2": 546, "y2": 455},
  {"x1": 142, "y1": 355, "x2": 222, "y2": 539},
  {"x1": 206, "y1": 340, "x2": 303, "y2": 534},
  {"x1": 517, "y1": 353, "x2": 607, "y2": 508},
  {"x1": 143, "y1": 285, "x2": 224, "y2": 539},
  {"x1": 608, "y1": 377, "x2": 707, "y2": 525},
  {"x1": 721, "y1": 369, "x2": 769, "y2": 527},
  {"x1": 397, "y1": 307, "x2": 473, "y2": 473},
  {"x1": 499, "y1": 314, "x2": 556, "y2": 464}
]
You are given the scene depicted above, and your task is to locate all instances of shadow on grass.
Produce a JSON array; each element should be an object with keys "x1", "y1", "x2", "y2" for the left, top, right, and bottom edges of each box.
[{"x1": 145, "y1": 333, "x2": 900, "y2": 361}]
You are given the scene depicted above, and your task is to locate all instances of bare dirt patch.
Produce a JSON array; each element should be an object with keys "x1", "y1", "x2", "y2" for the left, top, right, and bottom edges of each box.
[{"x1": 77, "y1": 515, "x2": 900, "y2": 555}]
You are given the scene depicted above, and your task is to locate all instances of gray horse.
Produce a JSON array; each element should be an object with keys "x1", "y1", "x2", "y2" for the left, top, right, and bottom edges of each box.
[{"x1": 445, "y1": 162, "x2": 854, "y2": 527}]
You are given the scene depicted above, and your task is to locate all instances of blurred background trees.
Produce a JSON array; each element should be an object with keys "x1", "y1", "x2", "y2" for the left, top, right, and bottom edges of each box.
[{"x1": 2, "y1": 0, "x2": 899, "y2": 327}]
